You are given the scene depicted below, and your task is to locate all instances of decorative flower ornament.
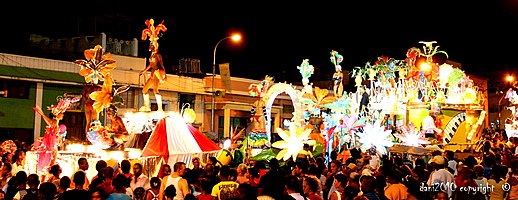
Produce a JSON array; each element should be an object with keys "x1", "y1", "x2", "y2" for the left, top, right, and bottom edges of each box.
[
  {"x1": 89, "y1": 73, "x2": 114, "y2": 115},
  {"x1": 356, "y1": 120, "x2": 394, "y2": 155},
  {"x1": 272, "y1": 125, "x2": 315, "y2": 161},
  {"x1": 340, "y1": 115, "x2": 365, "y2": 132},
  {"x1": 321, "y1": 93, "x2": 354, "y2": 114},
  {"x1": 301, "y1": 87, "x2": 337, "y2": 116},
  {"x1": 74, "y1": 45, "x2": 116, "y2": 85},
  {"x1": 394, "y1": 123, "x2": 430, "y2": 147}
]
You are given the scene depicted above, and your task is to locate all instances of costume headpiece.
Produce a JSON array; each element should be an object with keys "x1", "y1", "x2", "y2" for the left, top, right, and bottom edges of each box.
[
  {"x1": 142, "y1": 19, "x2": 167, "y2": 52},
  {"x1": 48, "y1": 96, "x2": 81, "y2": 116},
  {"x1": 330, "y1": 50, "x2": 343, "y2": 71},
  {"x1": 107, "y1": 104, "x2": 118, "y2": 115}
]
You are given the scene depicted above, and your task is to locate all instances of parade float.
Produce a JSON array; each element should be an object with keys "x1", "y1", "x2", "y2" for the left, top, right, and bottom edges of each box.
[
  {"x1": 26, "y1": 44, "x2": 135, "y2": 178},
  {"x1": 247, "y1": 42, "x2": 487, "y2": 163},
  {"x1": 25, "y1": 35, "x2": 488, "y2": 174},
  {"x1": 347, "y1": 41, "x2": 486, "y2": 153},
  {"x1": 25, "y1": 18, "x2": 222, "y2": 178}
]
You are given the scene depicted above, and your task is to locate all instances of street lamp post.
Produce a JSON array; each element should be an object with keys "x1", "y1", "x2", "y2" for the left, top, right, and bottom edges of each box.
[{"x1": 211, "y1": 34, "x2": 241, "y2": 133}]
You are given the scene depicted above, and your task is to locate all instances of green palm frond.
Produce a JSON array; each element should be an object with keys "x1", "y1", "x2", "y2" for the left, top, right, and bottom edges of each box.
[{"x1": 432, "y1": 46, "x2": 449, "y2": 58}]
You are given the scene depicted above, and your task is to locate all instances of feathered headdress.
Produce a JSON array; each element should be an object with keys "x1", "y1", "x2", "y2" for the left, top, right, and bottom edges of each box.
[
  {"x1": 142, "y1": 19, "x2": 167, "y2": 52},
  {"x1": 48, "y1": 96, "x2": 81, "y2": 116}
]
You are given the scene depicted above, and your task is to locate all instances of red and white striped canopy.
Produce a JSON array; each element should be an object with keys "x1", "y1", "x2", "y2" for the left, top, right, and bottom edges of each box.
[{"x1": 141, "y1": 113, "x2": 221, "y2": 158}]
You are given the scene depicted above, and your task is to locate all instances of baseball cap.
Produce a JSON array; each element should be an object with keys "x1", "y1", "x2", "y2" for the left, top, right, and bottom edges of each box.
[
  {"x1": 429, "y1": 155, "x2": 446, "y2": 165},
  {"x1": 347, "y1": 163, "x2": 358, "y2": 170}
]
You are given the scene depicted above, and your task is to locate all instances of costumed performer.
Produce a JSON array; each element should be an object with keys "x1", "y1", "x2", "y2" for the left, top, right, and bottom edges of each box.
[
  {"x1": 330, "y1": 50, "x2": 344, "y2": 98},
  {"x1": 139, "y1": 19, "x2": 167, "y2": 112},
  {"x1": 107, "y1": 105, "x2": 129, "y2": 148},
  {"x1": 251, "y1": 99, "x2": 266, "y2": 133},
  {"x1": 333, "y1": 69, "x2": 344, "y2": 98},
  {"x1": 422, "y1": 110, "x2": 442, "y2": 142},
  {"x1": 249, "y1": 76, "x2": 273, "y2": 133},
  {"x1": 32, "y1": 96, "x2": 80, "y2": 175}
]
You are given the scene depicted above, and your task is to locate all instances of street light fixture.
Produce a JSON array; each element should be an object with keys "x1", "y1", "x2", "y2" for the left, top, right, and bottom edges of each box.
[
  {"x1": 507, "y1": 75, "x2": 514, "y2": 83},
  {"x1": 211, "y1": 33, "x2": 242, "y2": 133}
]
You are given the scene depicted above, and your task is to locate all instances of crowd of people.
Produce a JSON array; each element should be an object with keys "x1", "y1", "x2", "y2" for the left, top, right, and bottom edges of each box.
[{"x1": 1, "y1": 129, "x2": 518, "y2": 200}]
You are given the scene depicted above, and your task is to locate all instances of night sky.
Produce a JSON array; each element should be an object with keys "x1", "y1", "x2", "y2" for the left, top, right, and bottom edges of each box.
[{"x1": 2, "y1": 1, "x2": 518, "y2": 83}]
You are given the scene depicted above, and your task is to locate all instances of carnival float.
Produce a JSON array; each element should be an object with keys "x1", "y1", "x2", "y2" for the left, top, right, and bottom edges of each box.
[
  {"x1": 243, "y1": 41, "x2": 486, "y2": 164},
  {"x1": 24, "y1": 19, "x2": 222, "y2": 179},
  {"x1": 23, "y1": 22, "x2": 487, "y2": 177}
]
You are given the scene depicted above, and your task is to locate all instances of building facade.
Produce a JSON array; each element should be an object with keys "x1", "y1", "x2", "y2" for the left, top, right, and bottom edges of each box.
[{"x1": 0, "y1": 51, "x2": 294, "y2": 144}]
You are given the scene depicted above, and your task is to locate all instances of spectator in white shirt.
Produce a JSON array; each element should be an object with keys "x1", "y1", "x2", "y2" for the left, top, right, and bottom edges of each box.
[
  {"x1": 286, "y1": 175, "x2": 305, "y2": 200},
  {"x1": 423, "y1": 111, "x2": 440, "y2": 134},
  {"x1": 130, "y1": 163, "x2": 150, "y2": 191},
  {"x1": 444, "y1": 150, "x2": 458, "y2": 176},
  {"x1": 427, "y1": 155, "x2": 455, "y2": 198}
]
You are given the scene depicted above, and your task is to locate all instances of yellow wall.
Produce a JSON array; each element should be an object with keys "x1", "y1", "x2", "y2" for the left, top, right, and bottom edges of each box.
[{"x1": 408, "y1": 108, "x2": 429, "y2": 129}]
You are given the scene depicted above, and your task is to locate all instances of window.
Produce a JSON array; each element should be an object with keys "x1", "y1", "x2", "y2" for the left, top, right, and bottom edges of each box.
[
  {"x1": 217, "y1": 117, "x2": 248, "y2": 138},
  {"x1": 117, "y1": 88, "x2": 136, "y2": 108},
  {"x1": 178, "y1": 93, "x2": 195, "y2": 111},
  {"x1": 283, "y1": 105, "x2": 294, "y2": 114},
  {"x1": 0, "y1": 79, "x2": 31, "y2": 99}
]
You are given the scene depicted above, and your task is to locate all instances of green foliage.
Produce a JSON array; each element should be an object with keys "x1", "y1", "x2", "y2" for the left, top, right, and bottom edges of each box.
[
  {"x1": 312, "y1": 142, "x2": 325, "y2": 157},
  {"x1": 250, "y1": 148, "x2": 280, "y2": 162},
  {"x1": 351, "y1": 66, "x2": 367, "y2": 79},
  {"x1": 431, "y1": 46, "x2": 449, "y2": 58},
  {"x1": 447, "y1": 68, "x2": 465, "y2": 86}
]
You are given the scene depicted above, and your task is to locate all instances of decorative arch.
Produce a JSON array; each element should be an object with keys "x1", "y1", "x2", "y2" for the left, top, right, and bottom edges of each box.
[{"x1": 262, "y1": 83, "x2": 304, "y2": 141}]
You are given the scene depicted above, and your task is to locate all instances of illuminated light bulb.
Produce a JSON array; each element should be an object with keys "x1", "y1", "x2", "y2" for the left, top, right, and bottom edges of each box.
[
  {"x1": 222, "y1": 139, "x2": 232, "y2": 149},
  {"x1": 507, "y1": 75, "x2": 514, "y2": 82},
  {"x1": 420, "y1": 62, "x2": 431, "y2": 72},
  {"x1": 231, "y1": 34, "x2": 242, "y2": 42}
]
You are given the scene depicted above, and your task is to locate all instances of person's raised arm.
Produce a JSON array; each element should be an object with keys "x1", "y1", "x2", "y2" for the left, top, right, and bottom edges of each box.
[{"x1": 33, "y1": 105, "x2": 52, "y2": 125}]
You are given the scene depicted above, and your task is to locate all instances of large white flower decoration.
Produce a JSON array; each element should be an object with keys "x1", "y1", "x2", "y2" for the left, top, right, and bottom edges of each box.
[
  {"x1": 356, "y1": 120, "x2": 394, "y2": 155},
  {"x1": 272, "y1": 125, "x2": 315, "y2": 161},
  {"x1": 394, "y1": 123, "x2": 430, "y2": 147}
]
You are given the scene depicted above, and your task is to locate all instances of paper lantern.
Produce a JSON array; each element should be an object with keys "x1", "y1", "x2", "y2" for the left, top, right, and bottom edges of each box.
[{"x1": 182, "y1": 108, "x2": 196, "y2": 124}]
